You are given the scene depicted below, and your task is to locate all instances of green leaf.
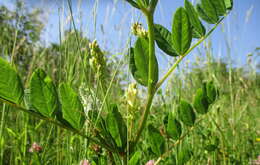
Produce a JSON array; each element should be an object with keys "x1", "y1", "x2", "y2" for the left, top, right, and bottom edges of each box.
[
  {"x1": 29, "y1": 69, "x2": 59, "y2": 117},
  {"x1": 205, "y1": 144, "x2": 218, "y2": 152},
  {"x1": 166, "y1": 113, "x2": 182, "y2": 140},
  {"x1": 184, "y1": 0, "x2": 206, "y2": 38},
  {"x1": 129, "y1": 151, "x2": 142, "y2": 165},
  {"x1": 212, "y1": 0, "x2": 227, "y2": 16},
  {"x1": 58, "y1": 83, "x2": 85, "y2": 130},
  {"x1": 206, "y1": 81, "x2": 218, "y2": 104},
  {"x1": 172, "y1": 7, "x2": 192, "y2": 55},
  {"x1": 177, "y1": 144, "x2": 193, "y2": 165},
  {"x1": 0, "y1": 58, "x2": 23, "y2": 104},
  {"x1": 193, "y1": 85, "x2": 210, "y2": 114},
  {"x1": 147, "y1": 124, "x2": 165, "y2": 156},
  {"x1": 130, "y1": 37, "x2": 159, "y2": 86},
  {"x1": 106, "y1": 104, "x2": 127, "y2": 149},
  {"x1": 125, "y1": 0, "x2": 140, "y2": 9},
  {"x1": 224, "y1": 0, "x2": 233, "y2": 10},
  {"x1": 197, "y1": 0, "x2": 219, "y2": 24},
  {"x1": 150, "y1": 0, "x2": 158, "y2": 11},
  {"x1": 178, "y1": 100, "x2": 196, "y2": 126},
  {"x1": 154, "y1": 24, "x2": 178, "y2": 56}
]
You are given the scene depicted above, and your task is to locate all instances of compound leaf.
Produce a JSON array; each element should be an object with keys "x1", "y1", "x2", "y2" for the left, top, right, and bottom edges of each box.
[
  {"x1": 59, "y1": 83, "x2": 85, "y2": 130},
  {"x1": 172, "y1": 7, "x2": 192, "y2": 55},
  {"x1": 0, "y1": 57, "x2": 23, "y2": 104},
  {"x1": 29, "y1": 69, "x2": 58, "y2": 117}
]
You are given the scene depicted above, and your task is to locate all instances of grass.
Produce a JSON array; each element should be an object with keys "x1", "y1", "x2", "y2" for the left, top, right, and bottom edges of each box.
[{"x1": 0, "y1": 0, "x2": 259, "y2": 165}]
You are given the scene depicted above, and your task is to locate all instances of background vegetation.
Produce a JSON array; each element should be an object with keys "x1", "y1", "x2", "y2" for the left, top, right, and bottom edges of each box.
[{"x1": 0, "y1": 1, "x2": 259, "y2": 165}]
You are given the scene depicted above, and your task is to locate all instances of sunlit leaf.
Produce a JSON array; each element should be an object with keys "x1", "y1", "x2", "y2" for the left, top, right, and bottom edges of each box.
[
  {"x1": 29, "y1": 69, "x2": 58, "y2": 117},
  {"x1": 154, "y1": 24, "x2": 178, "y2": 56},
  {"x1": 59, "y1": 83, "x2": 85, "y2": 130},
  {"x1": 212, "y1": 0, "x2": 227, "y2": 16},
  {"x1": 130, "y1": 37, "x2": 159, "y2": 86},
  {"x1": 185, "y1": 0, "x2": 206, "y2": 38},
  {"x1": 224, "y1": 0, "x2": 233, "y2": 10},
  {"x1": 0, "y1": 57, "x2": 23, "y2": 104},
  {"x1": 172, "y1": 7, "x2": 192, "y2": 55},
  {"x1": 197, "y1": 0, "x2": 219, "y2": 24}
]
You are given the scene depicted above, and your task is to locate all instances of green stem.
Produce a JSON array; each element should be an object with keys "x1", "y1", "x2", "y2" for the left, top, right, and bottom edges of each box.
[
  {"x1": 155, "y1": 17, "x2": 225, "y2": 90},
  {"x1": 0, "y1": 98, "x2": 114, "y2": 153},
  {"x1": 132, "y1": 12, "x2": 156, "y2": 151},
  {"x1": 131, "y1": 16, "x2": 225, "y2": 153}
]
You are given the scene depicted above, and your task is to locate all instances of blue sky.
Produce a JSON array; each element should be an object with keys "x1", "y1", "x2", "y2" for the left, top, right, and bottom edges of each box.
[{"x1": 1, "y1": 0, "x2": 260, "y2": 70}]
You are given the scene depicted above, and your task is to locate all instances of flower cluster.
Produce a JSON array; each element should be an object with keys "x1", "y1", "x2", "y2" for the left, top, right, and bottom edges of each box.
[
  {"x1": 131, "y1": 22, "x2": 148, "y2": 38},
  {"x1": 79, "y1": 159, "x2": 91, "y2": 165},
  {"x1": 89, "y1": 40, "x2": 107, "y2": 79},
  {"x1": 145, "y1": 160, "x2": 155, "y2": 165},
  {"x1": 29, "y1": 142, "x2": 42, "y2": 153},
  {"x1": 125, "y1": 83, "x2": 138, "y2": 108}
]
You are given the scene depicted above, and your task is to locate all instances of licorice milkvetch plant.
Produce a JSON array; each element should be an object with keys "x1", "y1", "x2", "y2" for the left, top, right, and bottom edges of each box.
[{"x1": 0, "y1": 0, "x2": 233, "y2": 164}]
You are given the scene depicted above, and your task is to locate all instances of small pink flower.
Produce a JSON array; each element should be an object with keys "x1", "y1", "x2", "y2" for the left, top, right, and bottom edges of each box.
[
  {"x1": 252, "y1": 155, "x2": 260, "y2": 165},
  {"x1": 145, "y1": 160, "x2": 155, "y2": 165},
  {"x1": 80, "y1": 159, "x2": 91, "y2": 165},
  {"x1": 29, "y1": 142, "x2": 42, "y2": 153}
]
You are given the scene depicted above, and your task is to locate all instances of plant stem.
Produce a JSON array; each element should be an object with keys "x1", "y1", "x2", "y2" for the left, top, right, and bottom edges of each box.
[
  {"x1": 0, "y1": 98, "x2": 114, "y2": 153},
  {"x1": 132, "y1": 12, "x2": 156, "y2": 151},
  {"x1": 155, "y1": 17, "x2": 225, "y2": 90}
]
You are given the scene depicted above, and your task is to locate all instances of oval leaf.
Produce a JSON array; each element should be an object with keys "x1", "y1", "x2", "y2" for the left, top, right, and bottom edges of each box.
[
  {"x1": 206, "y1": 81, "x2": 218, "y2": 104},
  {"x1": 184, "y1": 0, "x2": 206, "y2": 38},
  {"x1": 193, "y1": 85, "x2": 210, "y2": 114},
  {"x1": 178, "y1": 100, "x2": 196, "y2": 126},
  {"x1": 106, "y1": 104, "x2": 127, "y2": 149},
  {"x1": 154, "y1": 24, "x2": 178, "y2": 56},
  {"x1": 130, "y1": 37, "x2": 159, "y2": 86},
  {"x1": 197, "y1": 0, "x2": 219, "y2": 24},
  {"x1": 212, "y1": 0, "x2": 227, "y2": 16},
  {"x1": 0, "y1": 58, "x2": 23, "y2": 104},
  {"x1": 172, "y1": 7, "x2": 192, "y2": 55},
  {"x1": 58, "y1": 83, "x2": 85, "y2": 130},
  {"x1": 166, "y1": 113, "x2": 182, "y2": 140},
  {"x1": 129, "y1": 151, "x2": 142, "y2": 165},
  {"x1": 147, "y1": 124, "x2": 165, "y2": 156},
  {"x1": 125, "y1": 0, "x2": 140, "y2": 9},
  {"x1": 29, "y1": 69, "x2": 58, "y2": 117}
]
